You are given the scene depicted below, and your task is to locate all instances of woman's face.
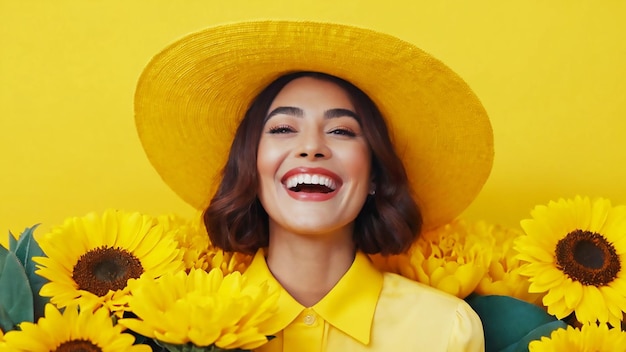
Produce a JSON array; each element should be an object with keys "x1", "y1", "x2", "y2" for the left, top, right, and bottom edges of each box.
[{"x1": 257, "y1": 77, "x2": 372, "y2": 238}]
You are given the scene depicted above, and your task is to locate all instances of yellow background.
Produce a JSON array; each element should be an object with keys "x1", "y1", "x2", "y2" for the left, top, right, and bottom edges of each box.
[{"x1": 1, "y1": 0, "x2": 625, "y2": 235}]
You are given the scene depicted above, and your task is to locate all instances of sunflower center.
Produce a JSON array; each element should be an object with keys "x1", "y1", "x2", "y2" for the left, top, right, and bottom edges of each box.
[
  {"x1": 53, "y1": 339, "x2": 102, "y2": 352},
  {"x1": 73, "y1": 246, "x2": 144, "y2": 296},
  {"x1": 555, "y1": 229, "x2": 621, "y2": 286}
]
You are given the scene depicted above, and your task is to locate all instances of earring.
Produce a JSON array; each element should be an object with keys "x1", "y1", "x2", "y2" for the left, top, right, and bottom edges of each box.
[{"x1": 369, "y1": 184, "x2": 376, "y2": 196}]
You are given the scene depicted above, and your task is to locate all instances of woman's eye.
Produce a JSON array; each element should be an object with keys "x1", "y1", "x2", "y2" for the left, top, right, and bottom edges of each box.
[
  {"x1": 268, "y1": 125, "x2": 295, "y2": 134},
  {"x1": 328, "y1": 128, "x2": 357, "y2": 137}
]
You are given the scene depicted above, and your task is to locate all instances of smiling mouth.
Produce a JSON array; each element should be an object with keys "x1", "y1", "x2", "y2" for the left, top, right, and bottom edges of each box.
[
  {"x1": 290, "y1": 184, "x2": 334, "y2": 193},
  {"x1": 284, "y1": 173, "x2": 338, "y2": 193}
]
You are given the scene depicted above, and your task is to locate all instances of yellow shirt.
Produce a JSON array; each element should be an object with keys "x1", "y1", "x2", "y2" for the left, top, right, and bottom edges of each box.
[{"x1": 245, "y1": 250, "x2": 485, "y2": 352}]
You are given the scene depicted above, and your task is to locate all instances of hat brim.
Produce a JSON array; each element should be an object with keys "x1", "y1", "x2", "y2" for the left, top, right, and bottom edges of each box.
[{"x1": 135, "y1": 20, "x2": 494, "y2": 231}]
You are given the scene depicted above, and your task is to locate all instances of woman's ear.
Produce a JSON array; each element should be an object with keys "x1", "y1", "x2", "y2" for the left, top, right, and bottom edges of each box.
[{"x1": 369, "y1": 179, "x2": 376, "y2": 196}]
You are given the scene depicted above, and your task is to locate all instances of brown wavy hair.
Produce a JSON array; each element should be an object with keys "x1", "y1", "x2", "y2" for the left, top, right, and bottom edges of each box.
[{"x1": 203, "y1": 71, "x2": 421, "y2": 255}]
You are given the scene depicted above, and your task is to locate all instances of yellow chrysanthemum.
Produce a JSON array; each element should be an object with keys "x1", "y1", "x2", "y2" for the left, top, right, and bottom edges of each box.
[
  {"x1": 158, "y1": 213, "x2": 253, "y2": 274},
  {"x1": 204, "y1": 248, "x2": 253, "y2": 275},
  {"x1": 34, "y1": 209, "x2": 184, "y2": 316},
  {"x1": 118, "y1": 268, "x2": 281, "y2": 350},
  {"x1": 528, "y1": 323, "x2": 626, "y2": 351},
  {"x1": 373, "y1": 219, "x2": 492, "y2": 298},
  {"x1": 1, "y1": 304, "x2": 151, "y2": 352},
  {"x1": 158, "y1": 213, "x2": 209, "y2": 271},
  {"x1": 515, "y1": 196, "x2": 626, "y2": 327},
  {"x1": 475, "y1": 223, "x2": 543, "y2": 305}
]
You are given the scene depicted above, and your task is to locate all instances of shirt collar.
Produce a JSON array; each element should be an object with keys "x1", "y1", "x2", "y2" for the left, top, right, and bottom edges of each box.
[{"x1": 243, "y1": 249, "x2": 383, "y2": 345}]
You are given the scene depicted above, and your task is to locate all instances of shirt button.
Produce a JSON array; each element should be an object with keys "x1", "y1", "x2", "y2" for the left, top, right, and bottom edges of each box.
[{"x1": 303, "y1": 313, "x2": 316, "y2": 326}]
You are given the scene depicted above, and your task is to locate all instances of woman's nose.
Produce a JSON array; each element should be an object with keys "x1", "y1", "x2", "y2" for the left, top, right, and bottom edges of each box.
[{"x1": 296, "y1": 131, "x2": 331, "y2": 160}]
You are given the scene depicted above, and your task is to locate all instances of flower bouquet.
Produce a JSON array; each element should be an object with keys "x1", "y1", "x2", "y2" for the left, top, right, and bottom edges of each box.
[
  {"x1": 0, "y1": 209, "x2": 278, "y2": 352},
  {"x1": 1, "y1": 195, "x2": 626, "y2": 351},
  {"x1": 372, "y1": 196, "x2": 626, "y2": 351}
]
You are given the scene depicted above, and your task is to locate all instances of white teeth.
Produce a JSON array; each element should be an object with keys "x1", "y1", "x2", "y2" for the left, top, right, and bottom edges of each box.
[{"x1": 285, "y1": 173, "x2": 337, "y2": 190}]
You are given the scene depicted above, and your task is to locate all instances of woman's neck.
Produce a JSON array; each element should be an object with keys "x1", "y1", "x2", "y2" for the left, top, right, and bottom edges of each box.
[{"x1": 266, "y1": 228, "x2": 356, "y2": 307}]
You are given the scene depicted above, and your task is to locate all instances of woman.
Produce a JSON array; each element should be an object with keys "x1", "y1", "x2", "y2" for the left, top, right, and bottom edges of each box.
[{"x1": 135, "y1": 21, "x2": 493, "y2": 351}]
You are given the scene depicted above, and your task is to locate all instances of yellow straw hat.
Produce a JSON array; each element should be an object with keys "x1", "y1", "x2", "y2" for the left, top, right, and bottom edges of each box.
[{"x1": 135, "y1": 20, "x2": 494, "y2": 231}]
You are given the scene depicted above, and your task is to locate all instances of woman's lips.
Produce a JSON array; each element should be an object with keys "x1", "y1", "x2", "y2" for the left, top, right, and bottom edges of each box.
[{"x1": 281, "y1": 167, "x2": 343, "y2": 201}]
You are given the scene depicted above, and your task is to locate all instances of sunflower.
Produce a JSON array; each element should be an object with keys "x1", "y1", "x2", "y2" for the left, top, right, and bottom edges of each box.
[
  {"x1": 475, "y1": 223, "x2": 543, "y2": 305},
  {"x1": 1, "y1": 304, "x2": 151, "y2": 352},
  {"x1": 374, "y1": 219, "x2": 492, "y2": 298},
  {"x1": 515, "y1": 196, "x2": 626, "y2": 327},
  {"x1": 118, "y1": 268, "x2": 281, "y2": 351},
  {"x1": 34, "y1": 209, "x2": 184, "y2": 316},
  {"x1": 528, "y1": 323, "x2": 626, "y2": 351}
]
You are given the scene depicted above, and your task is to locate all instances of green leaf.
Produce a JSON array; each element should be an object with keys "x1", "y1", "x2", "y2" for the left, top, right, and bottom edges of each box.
[
  {"x1": 13, "y1": 224, "x2": 49, "y2": 319},
  {"x1": 156, "y1": 341, "x2": 251, "y2": 352},
  {"x1": 8, "y1": 231, "x2": 18, "y2": 251},
  {"x1": 0, "y1": 304, "x2": 14, "y2": 332},
  {"x1": 0, "y1": 246, "x2": 34, "y2": 331},
  {"x1": 13, "y1": 224, "x2": 44, "y2": 264},
  {"x1": 465, "y1": 294, "x2": 564, "y2": 352}
]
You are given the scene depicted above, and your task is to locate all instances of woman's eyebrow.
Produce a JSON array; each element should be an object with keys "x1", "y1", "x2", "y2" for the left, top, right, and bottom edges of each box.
[
  {"x1": 324, "y1": 108, "x2": 359, "y2": 121},
  {"x1": 266, "y1": 106, "x2": 303, "y2": 120},
  {"x1": 265, "y1": 106, "x2": 360, "y2": 122}
]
